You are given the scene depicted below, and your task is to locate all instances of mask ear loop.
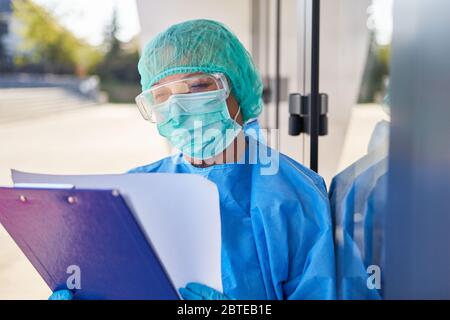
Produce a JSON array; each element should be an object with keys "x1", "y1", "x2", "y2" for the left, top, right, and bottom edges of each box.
[{"x1": 233, "y1": 106, "x2": 241, "y2": 122}]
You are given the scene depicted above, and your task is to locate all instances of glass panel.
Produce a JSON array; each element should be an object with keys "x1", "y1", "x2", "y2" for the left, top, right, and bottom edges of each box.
[{"x1": 327, "y1": 0, "x2": 393, "y2": 300}]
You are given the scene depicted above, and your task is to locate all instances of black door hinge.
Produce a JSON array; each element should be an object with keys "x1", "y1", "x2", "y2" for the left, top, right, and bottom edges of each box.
[{"x1": 288, "y1": 93, "x2": 328, "y2": 136}]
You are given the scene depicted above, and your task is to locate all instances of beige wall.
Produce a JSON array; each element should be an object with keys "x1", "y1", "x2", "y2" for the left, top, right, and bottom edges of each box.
[
  {"x1": 136, "y1": 0, "x2": 252, "y2": 52},
  {"x1": 318, "y1": 0, "x2": 371, "y2": 182}
]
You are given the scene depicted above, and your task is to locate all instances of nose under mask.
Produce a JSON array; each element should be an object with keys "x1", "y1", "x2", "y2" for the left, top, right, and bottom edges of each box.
[{"x1": 157, "y1": 90, "x2": 243, "y2": 160}]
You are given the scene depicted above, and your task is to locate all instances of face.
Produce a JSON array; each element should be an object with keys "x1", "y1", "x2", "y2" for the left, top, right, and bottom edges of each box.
[{"x1": 153, "y1": 73, "x2": 243, "y2": 126}]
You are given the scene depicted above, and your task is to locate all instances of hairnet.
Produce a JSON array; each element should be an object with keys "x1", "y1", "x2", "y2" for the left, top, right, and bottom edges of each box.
[{"x1": 138, "y1": 19, "x2": 263, "y2": 122}]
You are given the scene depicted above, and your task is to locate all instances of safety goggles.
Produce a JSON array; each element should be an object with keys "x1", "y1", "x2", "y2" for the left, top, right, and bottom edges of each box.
[{"x1": 135, "y1": 73, "x2": 230, "y2": 122}]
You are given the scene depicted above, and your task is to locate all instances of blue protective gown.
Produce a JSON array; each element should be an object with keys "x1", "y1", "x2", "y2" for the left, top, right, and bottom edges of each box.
[
  {"x1": 128, "y1": 126, "x2": 336, "y2": 300},
  {"x1": 364, "y1": 174, "x2": 387, "y2": 275},
  {"x1": 329, "y1": 149, "x2": 387, "y2": 300}
]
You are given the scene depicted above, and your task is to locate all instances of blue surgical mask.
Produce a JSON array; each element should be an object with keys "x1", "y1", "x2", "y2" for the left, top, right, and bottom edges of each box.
[{"x1": 157, "y1": 89, "x2": 242, "y2": 160}]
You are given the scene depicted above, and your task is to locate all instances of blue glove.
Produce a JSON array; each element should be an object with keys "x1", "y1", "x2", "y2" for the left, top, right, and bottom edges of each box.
[
  {"x1": 49, "y1": 284, "x2": 229, "y2": 300},
  {"x1": 179, "y1": 283, "x2": 231, "y2": 300},
  {"x1": 48, "y1": 289, "x2": 73, "y2": 300}
]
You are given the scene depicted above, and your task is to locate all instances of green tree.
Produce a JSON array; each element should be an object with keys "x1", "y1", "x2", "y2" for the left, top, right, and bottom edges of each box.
[
  {"x1": 96, "y1": 7, "x2": 140, "y2": 83},
  {"x1": 12, "y1": 0, "x2": 101, "y2": 75},
  {"x1": 358, "y1": 32, "x2": 390, "y2": 104},
  {"x1": 95, "y1": 7, "x2": 140, "y2": 102},
  {"x1": 103, "y1": 8, "x2": 121, "y2": 61}
]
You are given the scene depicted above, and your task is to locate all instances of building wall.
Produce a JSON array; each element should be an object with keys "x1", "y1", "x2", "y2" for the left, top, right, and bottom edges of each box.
[
  {"x1": 136, "y1": 0, "x2": 252, "y2": 52},
  {"x1": 0, "y1": 0, "x2": 22, "y2": 60}
]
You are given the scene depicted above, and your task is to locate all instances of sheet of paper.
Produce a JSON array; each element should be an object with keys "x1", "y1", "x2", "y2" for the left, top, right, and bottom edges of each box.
[{"x1": 11, "y1": 170, "x2": 222, "y2": 292}]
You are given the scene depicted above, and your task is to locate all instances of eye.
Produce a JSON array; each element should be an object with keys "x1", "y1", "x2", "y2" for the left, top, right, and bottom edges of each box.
[
  {"x1": 152, "y1": 88, "x2": 171, "y2": 103},
  {"x1": 188, "y1": 79, "x2": 217, "y2": 93},
  {"x1": 190, "y1": 83, "x2": 210, "y2": 91}
]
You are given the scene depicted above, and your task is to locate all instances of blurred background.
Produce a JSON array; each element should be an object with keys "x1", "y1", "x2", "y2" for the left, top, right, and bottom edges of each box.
[{"x1": 0, "y1": 0, "x2": 396, "y2": 299}]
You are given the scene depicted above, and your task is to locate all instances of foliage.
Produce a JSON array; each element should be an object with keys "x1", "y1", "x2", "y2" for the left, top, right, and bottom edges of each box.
[
  {"x1": 358, "y1": 32, "x2": 391, "y2": 104},
  {"x1": 95, "y1": 8, "x2": 140, "y2": 102},
  {"x1": 12, "y1": 0, "x2": 102, "y2": 75},
  {"x1": 95, "y1": 8, "x2": 140, "y2": 84},
  {"x1": 8, "y1": 1, "x2": 140, "y2": 102}
]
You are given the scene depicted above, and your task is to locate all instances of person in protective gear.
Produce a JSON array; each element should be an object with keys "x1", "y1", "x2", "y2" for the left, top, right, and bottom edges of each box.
[
  {"x1": 329, "y1": 94, "x2": 390, "y2": 300},
  {"x1": 50, "y1": 19, "x2": 336, "y2": 300}
]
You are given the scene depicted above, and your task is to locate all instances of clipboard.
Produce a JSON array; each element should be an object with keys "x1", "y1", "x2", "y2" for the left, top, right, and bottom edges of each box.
[
  {"x1": 0, "y1": 187, "x2": 179, "y2": 300},
  {"x1": 10, "y1": 171, "x2": 223, "y2": 293}
]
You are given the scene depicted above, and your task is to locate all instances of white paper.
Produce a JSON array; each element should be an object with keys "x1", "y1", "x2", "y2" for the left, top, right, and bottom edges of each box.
[{"x1": 11, "y1": 170, "x2": 222, "y2": 293}]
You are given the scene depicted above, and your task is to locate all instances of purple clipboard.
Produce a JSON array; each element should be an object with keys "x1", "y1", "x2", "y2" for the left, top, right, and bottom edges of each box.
[{"x1": 0, "y1": 187, "x2": 179, "y2": 300}]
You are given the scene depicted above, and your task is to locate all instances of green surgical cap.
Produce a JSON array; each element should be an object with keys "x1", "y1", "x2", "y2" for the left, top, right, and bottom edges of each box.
[{"x1": 138, "y1": 19, "x2": 263, "y2": 122}]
